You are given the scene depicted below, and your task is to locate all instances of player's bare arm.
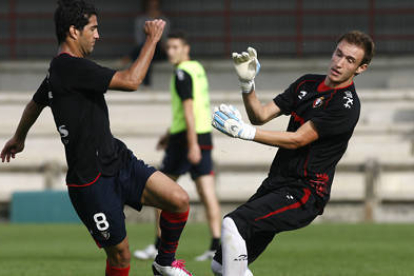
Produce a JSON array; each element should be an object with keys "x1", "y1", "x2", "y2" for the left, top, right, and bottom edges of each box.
[
  {"x1": 1, "y1": 100, "x2": 45, "y2": 162},
  {"x1": 212, "y1": 103, "x2": 318, "y2": 149},
  {"x1": 242, "y1": 90, "x2": 281, "y2": 125},
  {"x1": 231, "y1": 46, "x2": 282, "y2": 125},
  {"x1": 110, "y1": 19, "x2": 166, "y2": 91},
  {"x1": 182, "y1": 99, "x2": 201, "y2": 164},
  {"x1": 253, "y1": 121, "x2": 319, "y2": 149}
]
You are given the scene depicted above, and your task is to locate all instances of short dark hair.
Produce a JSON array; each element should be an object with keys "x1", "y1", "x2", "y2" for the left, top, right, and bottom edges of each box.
[
  {"x1": 168, "y1": 31, "x2": 189, "y2": 45},
  {"x1": 54, "y1": 0, "x2": 98, "y2": 44},
  {"x1": 337, "y1": 30, "x2": 375, "y2": 65}
]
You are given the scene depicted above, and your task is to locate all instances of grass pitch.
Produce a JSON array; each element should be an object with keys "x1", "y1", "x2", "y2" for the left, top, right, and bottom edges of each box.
[{"x1": 0, "y1": 223, "x2": 413, "y2": 276}]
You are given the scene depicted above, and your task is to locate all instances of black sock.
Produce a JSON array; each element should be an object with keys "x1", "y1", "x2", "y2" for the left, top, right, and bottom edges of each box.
[
  {"x1": 155, "y1": 210, "x2": 189, "y2": 266},
  {"x1": 210, "y1": 237, "x2": 220, "y2": 251},
  {"x1": 155, "y1": 236, "x2": 161, "y2": 250}
]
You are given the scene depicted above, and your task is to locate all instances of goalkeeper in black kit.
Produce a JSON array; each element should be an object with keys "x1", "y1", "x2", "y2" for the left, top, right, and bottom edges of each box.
[{"x1": 210, "y1": 31, "x2": 375, "y2": 276}]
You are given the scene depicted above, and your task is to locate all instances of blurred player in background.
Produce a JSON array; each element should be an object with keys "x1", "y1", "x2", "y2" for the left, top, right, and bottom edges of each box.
[
  {"x1": 134, "y1": 31, "x2": 222, "y2": 262},
  {"x1": 0, "y1": 1, "x2": 192, "y2": 275},
  {"x1": 211, "y1": 31, "x2": 374, "y2": 275}
]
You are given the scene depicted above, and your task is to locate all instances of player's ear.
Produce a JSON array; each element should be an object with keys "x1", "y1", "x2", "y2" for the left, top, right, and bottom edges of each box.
[
  {"x1": 355, "y1": 63, "x2": 368, "y2": 75},
  {"x1": 184, "y1": 44, "x2": 190, "y2": 55},
  {"x1": 68, "y1": 25, "x2": 79, "y2": 41}
]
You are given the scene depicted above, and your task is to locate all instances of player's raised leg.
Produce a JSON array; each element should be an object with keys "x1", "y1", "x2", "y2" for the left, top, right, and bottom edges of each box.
[
  {"x1": 141, "y1": 171, "x2": 192, "y2": 276},
  {"x1": 133, "y1": 173, "x2": 178, "y2": 261}
]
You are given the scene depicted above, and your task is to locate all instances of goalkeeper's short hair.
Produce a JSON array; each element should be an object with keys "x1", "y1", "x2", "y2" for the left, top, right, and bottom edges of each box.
[{"x1": 337, "y1": 30, "x2": 375, "y2": 65}]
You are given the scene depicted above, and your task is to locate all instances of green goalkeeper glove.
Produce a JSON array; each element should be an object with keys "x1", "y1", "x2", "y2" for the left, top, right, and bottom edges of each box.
[{"x1": 232, "y1": 47, "x2": 261, "y2": 94}]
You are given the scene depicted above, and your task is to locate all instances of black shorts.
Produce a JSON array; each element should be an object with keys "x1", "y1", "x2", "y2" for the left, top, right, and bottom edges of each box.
[
  {"x1": 227, "y1": 181, "x2": 321, "y2": 241},
  {"x1": 160, "y1": 144, "x2": 213, "y2": 180},
  {"x1": 68, "y1": 155, "x2": 156, "y2": 248}
]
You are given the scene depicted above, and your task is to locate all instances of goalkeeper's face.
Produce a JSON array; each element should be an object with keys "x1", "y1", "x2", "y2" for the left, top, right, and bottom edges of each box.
[
  {"x1": 166, "y1": 38, "x2": 190, "y2": 65},
  {"x1": 327, "y1": 40, "x2": 368, "y2": 86}
]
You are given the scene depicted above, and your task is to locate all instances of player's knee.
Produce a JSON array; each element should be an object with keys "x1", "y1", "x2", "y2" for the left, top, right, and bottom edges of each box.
[
  {"x1": 108, "y1": 246, "x2": 131, "y2": 267},
  {"x1": 222, "y1": 217, "x2": 238, "y2": 235},
  {"x1": 116, "y1": 252, "x2": 131, "y2": 267},
  {"x1": 222, "y1": 217, "x2": 246, "y2": 243},
  {"x1": 171, "y1": 189, "x2": 190, "y2": 213}
]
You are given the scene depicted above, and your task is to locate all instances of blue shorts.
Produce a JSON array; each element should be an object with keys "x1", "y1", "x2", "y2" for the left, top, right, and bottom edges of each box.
[
  {"x1": 68, "y1": 155, "x2": 156, "y2": 248},
  {"x1": 159, "y1": 144, "x2": 214, "y2": 180}
]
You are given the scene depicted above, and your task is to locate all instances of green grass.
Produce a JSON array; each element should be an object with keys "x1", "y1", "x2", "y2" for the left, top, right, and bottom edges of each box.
[{"x1": 0, "y1": 223, "x2": 413, "y2": 276}]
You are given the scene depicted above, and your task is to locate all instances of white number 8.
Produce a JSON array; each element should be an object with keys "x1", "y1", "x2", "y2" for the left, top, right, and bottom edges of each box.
[{"x1": 93, "y1": 213, "x2": 109, "y2": 231}]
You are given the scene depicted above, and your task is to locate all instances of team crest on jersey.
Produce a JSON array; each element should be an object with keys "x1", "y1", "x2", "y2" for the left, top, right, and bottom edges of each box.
[
  {"x1": 298, "y1": 90, "x2": 307, "y2": 100},
  {"x1": 312, "y1": 97, "x2": 325, "y2": 108},
  {"x1": 101, "y1": 230, "x2": 111, "y2": 240},
  {"x1": 343, "y1": 91, "x2": 354, "y2": 109}
]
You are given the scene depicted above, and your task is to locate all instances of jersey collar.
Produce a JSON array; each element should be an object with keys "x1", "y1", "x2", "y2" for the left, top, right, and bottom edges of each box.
[
  {"x1": 317, "y1": 78, "x2": 354, "y2": 92},
  {"x1": 57, "y1": 52, "x2": 75, "y2": 57}
]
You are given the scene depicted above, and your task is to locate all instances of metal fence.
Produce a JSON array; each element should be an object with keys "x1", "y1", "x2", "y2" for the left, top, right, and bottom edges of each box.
[{"x1": 2, "y1": 0, "x2": 414, "y2": 59}]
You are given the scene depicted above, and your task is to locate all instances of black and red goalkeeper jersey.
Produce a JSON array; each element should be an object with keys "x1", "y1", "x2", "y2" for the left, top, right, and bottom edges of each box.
[{"x1": 269, "y1": 74, "x2": 360, "y2": 206}]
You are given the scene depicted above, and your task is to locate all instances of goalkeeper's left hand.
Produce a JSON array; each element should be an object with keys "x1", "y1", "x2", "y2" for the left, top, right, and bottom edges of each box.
[
  {"x1": 212, "y1": 104, "x2": 256, "y2": 140},
  {"x1": 232, "y1": 47, "x2": 260, "y2": 93}
]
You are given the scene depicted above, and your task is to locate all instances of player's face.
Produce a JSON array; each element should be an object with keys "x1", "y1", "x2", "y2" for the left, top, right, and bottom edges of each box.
[
  {"x1": 327, "y1": 40, "x2": 368, "y2": 86},
  {"x1": 78, "y1": 15, "x2": 100, "y2": 56},
  {"x1": 166, "y1": 38, "x2": 189, "y2": 65}
]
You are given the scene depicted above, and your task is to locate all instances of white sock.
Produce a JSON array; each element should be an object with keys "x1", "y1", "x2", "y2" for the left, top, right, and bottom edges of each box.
[
  {"x1": 211, "y1": 259, "x2": 223, "y2": 276},
  {"x1": 211, "y1": 259, "x2": 253, "y2": 276},
  {"x1": 221, "y1": 217, "x2": 248, "y2": 276}
]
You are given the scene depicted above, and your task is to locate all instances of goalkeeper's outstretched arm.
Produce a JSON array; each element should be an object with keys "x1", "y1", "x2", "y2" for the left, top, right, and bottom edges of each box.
[
  {"x1": 253, "y1": 121, "x2": 319, "y2": 149},
  {"x1": 233, "y1": 47, "x2": 282, "y2": 125},
  {"x1": 225, "y1": 47, "x2": 319, "y2": 148},
  {"x1": 212, "y1": 104, "x2": 319, "y2": 149},
  {"x1": 242, "y1": 90, "x2": 281, "y2": 125}
]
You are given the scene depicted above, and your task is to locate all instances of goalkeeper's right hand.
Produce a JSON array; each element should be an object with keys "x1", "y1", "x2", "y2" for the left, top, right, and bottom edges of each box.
[
  {"x1": 212, "y1": 104, "x2": 256, "y2": 141},
  {"x1": 232, "y1": 47, "x2": 261, "y2": 94}
]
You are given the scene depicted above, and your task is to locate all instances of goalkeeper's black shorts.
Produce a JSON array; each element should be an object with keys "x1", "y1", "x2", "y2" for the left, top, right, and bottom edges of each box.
[
  {"x1": 213, "y1": 181, "x2": 322, "y2": 265},
  {"x1": 228, "y1": 180, "x2": 321, "y2": 241}
]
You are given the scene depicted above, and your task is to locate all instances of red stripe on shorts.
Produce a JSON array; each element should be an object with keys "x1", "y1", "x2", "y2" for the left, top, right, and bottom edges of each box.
[
  {"x1": 254, "y1": 188, "x2": 311, "y2": 221},
  {"x1": 67, "y1": 173, "x2": 101, "y2": 188}
]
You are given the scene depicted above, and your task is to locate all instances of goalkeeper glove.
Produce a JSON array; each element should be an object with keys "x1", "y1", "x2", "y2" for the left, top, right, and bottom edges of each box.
[
  {"x1": 212, "y1": 104, "x2": 256, "y2": 140},
  {"x1": 232, "y1": 47, "x2": 261, "y2": 93}
]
